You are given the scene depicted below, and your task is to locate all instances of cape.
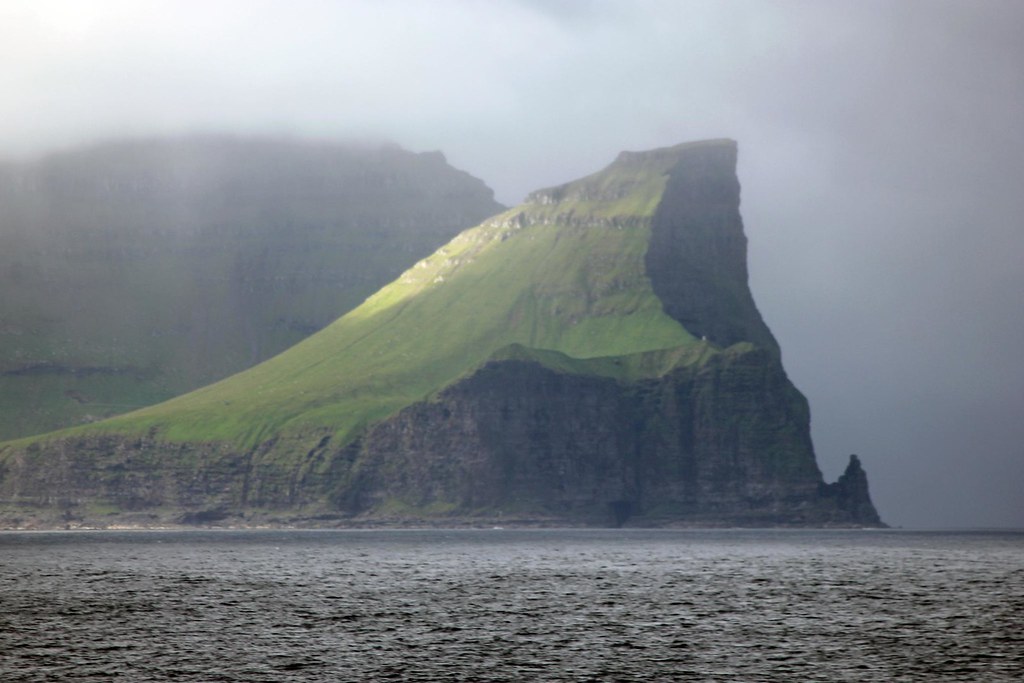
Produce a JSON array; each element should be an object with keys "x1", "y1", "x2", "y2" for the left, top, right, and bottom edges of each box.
[{"x1": 0, "y1": 139, "x2": 884, "y2": 528}]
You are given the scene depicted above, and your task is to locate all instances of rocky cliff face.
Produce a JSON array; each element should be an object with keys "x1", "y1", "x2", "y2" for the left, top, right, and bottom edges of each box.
[
  {"x1": 0, "y1": 139, "x2": 884, "y2": 528},
  {"x1": 645, "y1": 141, "x2": 780, "y2": 355},
  {"x1": 334, "y1": 346, "x2": 873, "y2": 526}
]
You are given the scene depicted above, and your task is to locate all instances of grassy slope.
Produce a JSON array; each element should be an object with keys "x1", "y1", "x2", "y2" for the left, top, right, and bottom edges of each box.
[
  {"x1": 0, "y1": 137, "x2": 502, "y2": 440},
  {"x1": 6, "y1": 141, "x2": 730, "y2": 455}
]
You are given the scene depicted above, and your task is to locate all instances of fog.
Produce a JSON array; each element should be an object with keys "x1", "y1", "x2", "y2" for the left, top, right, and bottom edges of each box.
[{"x1": 2, "y1": 0, "x2": 1021, "y2": 528}]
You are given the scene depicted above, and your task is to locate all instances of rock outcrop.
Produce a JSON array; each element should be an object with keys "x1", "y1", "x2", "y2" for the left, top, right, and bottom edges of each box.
[{"x1": 0, "y1": 139, "x2": 884, "y2": 528}]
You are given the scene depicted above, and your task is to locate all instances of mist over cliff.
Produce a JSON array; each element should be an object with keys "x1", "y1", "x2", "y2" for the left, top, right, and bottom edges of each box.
[{"x1": 0, "y1": 135, "x2": 503, "y2": 440}]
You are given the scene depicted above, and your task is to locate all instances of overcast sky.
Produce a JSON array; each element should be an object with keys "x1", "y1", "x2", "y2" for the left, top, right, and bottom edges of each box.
[{"x1": 2, "y1": 0, "x2": 1021, "y2": 528}]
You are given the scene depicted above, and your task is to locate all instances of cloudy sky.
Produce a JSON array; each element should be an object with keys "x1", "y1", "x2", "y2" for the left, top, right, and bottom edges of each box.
[{"x1": 2, "y1": 0, "x2": 1021, "y2": 528}]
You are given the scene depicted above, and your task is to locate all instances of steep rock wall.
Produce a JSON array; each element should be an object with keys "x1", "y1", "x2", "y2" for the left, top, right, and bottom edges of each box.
[
  {"x1": 645, "y1": 141, "x2": 779, "y2": 355},
  {"x1": 0, "y1": 136, "x2": 503, "y2": 440},
  {"x1": 332, "y1": 347, "x2": 878, "y2": 526}
]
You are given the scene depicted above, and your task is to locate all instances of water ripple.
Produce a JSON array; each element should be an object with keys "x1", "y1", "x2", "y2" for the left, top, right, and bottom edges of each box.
[{"x1": 0, "y1": 529, "x2": 1021, "y2": 681}]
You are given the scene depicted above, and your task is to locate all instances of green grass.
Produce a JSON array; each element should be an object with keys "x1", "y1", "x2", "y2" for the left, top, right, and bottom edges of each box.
[
  {"x1": 5, "y1": 141, "x2": 733, "y2": 457},
  {"x1": 0, "y1": 136, "x2": 503, "y2": 441},
  {"x1": 487, "y1": 340, "x2": 728, "y2": 383}
]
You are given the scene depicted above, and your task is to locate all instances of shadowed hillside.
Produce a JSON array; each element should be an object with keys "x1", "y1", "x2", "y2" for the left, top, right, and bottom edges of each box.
[{"x1": 0, "y1": 135, "x2": 504, "y2": 439}]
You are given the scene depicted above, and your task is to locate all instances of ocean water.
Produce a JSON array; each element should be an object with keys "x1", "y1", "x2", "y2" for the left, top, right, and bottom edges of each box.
[{"x1": 0, "y1": 528, "x2": 1021, "y2": 682}]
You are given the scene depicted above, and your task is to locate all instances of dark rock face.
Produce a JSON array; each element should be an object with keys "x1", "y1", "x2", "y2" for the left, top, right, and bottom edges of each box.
[
  {"x1": 333, "y1": 360, "x2": 638, "y2": 521},
  {"x1": 645, "y1": 141, "x2": 780, "y2": 356},
  {"x1": 0, "y1": 433, "x2": 337, "y2": 527},
  {"x1": 330, "y1": 347, "x2": 878, "y2": 527}
]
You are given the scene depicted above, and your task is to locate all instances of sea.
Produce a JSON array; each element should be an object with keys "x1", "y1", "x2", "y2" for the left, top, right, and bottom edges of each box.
[{"x1": 0, "y1": 528, "x2": 1021, "y2": 682}]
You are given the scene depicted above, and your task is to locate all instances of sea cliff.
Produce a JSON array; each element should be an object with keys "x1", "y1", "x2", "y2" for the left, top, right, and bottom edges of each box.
[{"x1": 0, "y1": 140, "x2": 884, "y2": 528}]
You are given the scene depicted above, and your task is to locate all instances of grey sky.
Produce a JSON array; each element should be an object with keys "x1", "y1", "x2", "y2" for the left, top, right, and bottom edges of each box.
[{"x1": 2, "y1": 0, "x2": 1021, "y2": 527}]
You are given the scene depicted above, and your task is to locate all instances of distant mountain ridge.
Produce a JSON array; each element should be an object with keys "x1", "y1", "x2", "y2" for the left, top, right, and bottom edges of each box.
[
  {"x1": 0, "y1": 135, "x2": 504, "y2": 440},
  {"x1": 0, "y1": 139, "x2": 883, "y2": 529}
]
